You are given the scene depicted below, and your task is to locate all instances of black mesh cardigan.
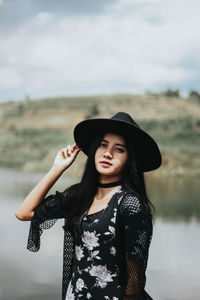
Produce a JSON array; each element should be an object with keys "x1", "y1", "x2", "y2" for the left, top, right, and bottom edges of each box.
[{"x1": 27, "y1": 186, "x2": 153, "y2": 300}]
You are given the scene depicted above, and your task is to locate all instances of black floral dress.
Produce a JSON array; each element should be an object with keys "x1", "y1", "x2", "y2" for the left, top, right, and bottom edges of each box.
[
  {"x1": 27, "y1": 185, "x2": 153, "y2": 300},
  {"x1": 65, "y1": 187, "x2": 123, "y2": 300}
]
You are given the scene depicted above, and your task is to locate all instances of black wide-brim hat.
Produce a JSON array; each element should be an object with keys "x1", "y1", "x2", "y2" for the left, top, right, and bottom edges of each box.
[{"x1": 74, "y1": 112, "x2": 162, "y2": 172}]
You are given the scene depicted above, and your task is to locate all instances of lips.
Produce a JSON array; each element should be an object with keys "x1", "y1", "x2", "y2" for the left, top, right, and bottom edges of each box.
[{"x1": 100, "y1": 160, "x2": 112, "y2": 166}]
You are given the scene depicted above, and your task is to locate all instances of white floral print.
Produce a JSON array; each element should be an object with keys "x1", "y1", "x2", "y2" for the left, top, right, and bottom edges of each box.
[
  {"x1": 76, "y1": 278, "x2": 85, "y2": 292},
  {"x1": 82, "y1": 230, "x2": 100, "y2": 250},
  {"x1": 89, "y1": 264, "x2": 116, "y2": 288},
  {"x1": 77, "y1": 266, "x2": 82, "y2": 274},
  {"x1": 65, "y1": 281, "x2": 75, "y2": 300},
  {"x1": 75, "y1": 245, "x2": 84, "y2": 261},
  {"x1": 111, "y1": 208, "x2": 117, "y2": 223},
  {"x1": 104, "y1": 225, "x2": 115, "y2": 236},
  {"x1": 110, "y1": 246, "x2": 116, "y2": 256},
  {"x1": 117, "y1": 195, "x2": 123, "y2": 205},
  {"x1": 87, "y1": 249, "x2": 101, "y2": 261},
  {"x1": 86, "y1": 292, "x2": 92, "y2": 299}
]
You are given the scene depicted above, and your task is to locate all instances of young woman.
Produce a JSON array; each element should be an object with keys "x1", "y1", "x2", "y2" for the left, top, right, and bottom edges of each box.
[{"x1": 15, "y1": 112, "x2": 162, "y2": 300}]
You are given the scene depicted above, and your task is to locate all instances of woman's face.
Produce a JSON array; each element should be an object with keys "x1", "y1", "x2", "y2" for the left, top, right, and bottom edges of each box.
[{"x1": 94, "y1": 132, "x2": 128, "y2": 181}]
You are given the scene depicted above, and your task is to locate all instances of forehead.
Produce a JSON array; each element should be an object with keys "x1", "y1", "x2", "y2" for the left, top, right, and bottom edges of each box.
[{"x1": 102, "y1": 132, "x2": 125, "y2": 144}]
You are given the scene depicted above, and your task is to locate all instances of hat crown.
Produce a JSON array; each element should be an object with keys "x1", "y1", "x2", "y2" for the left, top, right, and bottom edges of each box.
[{"x1": 111, "y1": 112, "x2": 140, "y2": 128}]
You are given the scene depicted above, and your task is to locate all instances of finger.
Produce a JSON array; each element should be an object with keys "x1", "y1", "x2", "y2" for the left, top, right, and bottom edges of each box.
[
  {"x1": 66, "y1": 147, "x2": 70, "y2": 157},
  {"x1": 74, "y1": 144, "x2": 81, "y2": 150},
  {"x1": 73, "y1": 144, "x2": 80, "y2": 152},
  {"x1": 71, "y1": 144, "x2": 76, "y2": 153},
  {"x1": 68, "y1": 145, "x2": 73, "y2": 156},
  {"x1": 74, "y1": 147, "x2": 81, "y2": 155},
  {"x1": 64, "y1": 148, "x2": 68, "y2": 157},
  {"x1": 68, "y1": 145, "x2": 72, "y2": 154},
  {"x1": 61, "y1": 150, "x2": 66, "y2": 159}
]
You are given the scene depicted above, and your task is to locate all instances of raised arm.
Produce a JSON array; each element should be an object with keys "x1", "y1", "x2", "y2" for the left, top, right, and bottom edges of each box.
[{"x1": 15, "y1": 144, "x2": 81, "y2": 221}]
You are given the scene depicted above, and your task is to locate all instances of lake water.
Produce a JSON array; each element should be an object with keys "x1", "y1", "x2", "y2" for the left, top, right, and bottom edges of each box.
[{"x1": 0, "y1": 168, "x2": 200, "y2": 300}]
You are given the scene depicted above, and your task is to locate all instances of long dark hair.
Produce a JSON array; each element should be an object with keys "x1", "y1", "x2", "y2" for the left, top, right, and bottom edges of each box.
[{"x1": 63, "y1": 131, "x2": 155, "y2": 240}]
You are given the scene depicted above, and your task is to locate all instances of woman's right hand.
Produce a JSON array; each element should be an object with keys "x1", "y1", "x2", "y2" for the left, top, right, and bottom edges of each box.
[{"x1": 53, "y1": 144, "x2": 81, "y2": 172}]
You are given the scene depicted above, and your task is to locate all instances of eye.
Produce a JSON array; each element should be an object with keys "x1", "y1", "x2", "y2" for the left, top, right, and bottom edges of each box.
[
  {"x1": 115, "y1": 147, "x2": 124, "y2": 153},
  {"x1": 100, "y1": 142, "x2": 107, "y2": 148}
]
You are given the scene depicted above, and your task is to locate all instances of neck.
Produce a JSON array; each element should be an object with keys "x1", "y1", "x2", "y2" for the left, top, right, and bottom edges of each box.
[
  {"x1": 98, "y1": 180, "x2": 122, "y2": 188},
  {"x1": 96, "y1": 182, "x2": 122, "y2": 199},
  {"x1": 98, "y1": 175, "x2": 121, "y2": 184}
]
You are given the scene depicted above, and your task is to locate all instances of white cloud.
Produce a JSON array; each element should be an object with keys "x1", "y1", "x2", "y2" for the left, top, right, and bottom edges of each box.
[
  {"x1": 34, "y1": 12, "x2": 54, "y2": 26},
  {"x1": 0, "y1": 0, "x2": 200, "y2": 100},
  {"x1": 0, "y1": 68, "x2": 21, "y2": 89},
  {"x1": 110, "y1": 0, "x2": 159, "y2": 11}
]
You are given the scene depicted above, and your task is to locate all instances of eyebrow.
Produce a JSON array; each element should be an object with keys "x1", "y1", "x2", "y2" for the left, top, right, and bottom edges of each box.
[{"x1": 101, "y1": 139, "x2": 126, "y2": 148}]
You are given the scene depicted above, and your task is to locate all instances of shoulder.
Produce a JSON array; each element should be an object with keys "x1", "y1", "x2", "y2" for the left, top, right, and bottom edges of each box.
[
  {"x1": 120, "y1": 187, "x2": 143, "y2": 211},
  {"x1": 62, "y1": 183, "x2": 80, "y2": 197},
  {"x1": 118, "y1": 187, "x2": 152, "y2": 230},
  {"x1": 61, "y1": 183, "x2": 81, "y2": 209},
  {"x1": 119, "y1": 187, "x2": 146, "y2": 218}
]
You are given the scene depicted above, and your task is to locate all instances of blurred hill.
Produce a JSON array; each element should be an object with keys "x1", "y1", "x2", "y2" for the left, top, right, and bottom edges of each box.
[{"x1": 0, "y1": 94, "x2": 200, "y2": 178}]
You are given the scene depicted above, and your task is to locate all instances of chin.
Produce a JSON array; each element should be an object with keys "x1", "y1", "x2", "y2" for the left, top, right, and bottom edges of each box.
[
  {"x1": 98, "y1": 170, "x2": 114, "y2": 176},
  {"x1": 96, "y1": 167, "x2": 112, "y2": 175},
  {"x1": 97, "y1": 167, "x2": 118, "y2": 177}
]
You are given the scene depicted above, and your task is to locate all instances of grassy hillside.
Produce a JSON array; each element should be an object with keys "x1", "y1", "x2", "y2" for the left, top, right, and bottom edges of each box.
[{"x1": 0, "y1": 94, "x2": 200, "y2": 178}]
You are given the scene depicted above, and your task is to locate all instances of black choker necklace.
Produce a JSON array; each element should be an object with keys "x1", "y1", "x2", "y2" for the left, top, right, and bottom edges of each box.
[{"x1": 98, "y1": 180, "x2": 122, "y2": 188}]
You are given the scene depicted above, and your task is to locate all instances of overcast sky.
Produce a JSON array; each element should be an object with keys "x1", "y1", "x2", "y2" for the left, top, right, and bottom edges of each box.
[{"x1": 0, "y1": 0, "x2": 200, "y2": 102}]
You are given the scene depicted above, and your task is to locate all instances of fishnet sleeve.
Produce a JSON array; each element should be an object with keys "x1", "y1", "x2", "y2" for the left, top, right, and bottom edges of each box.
[
  {"x1": 27, "y1": 189, "x2": 68, "y2": 252},
  {"x1": 120, "y1": 193, "x2": 153, "y2": 300},
  {"x1": 62, "y1": 230, "x2": 74, "y2": 300}
]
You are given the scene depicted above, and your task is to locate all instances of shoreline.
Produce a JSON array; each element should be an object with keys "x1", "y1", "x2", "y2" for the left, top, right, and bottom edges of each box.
[{"x1": 0, "y1": 165, "x2": 199, "y2": 179}]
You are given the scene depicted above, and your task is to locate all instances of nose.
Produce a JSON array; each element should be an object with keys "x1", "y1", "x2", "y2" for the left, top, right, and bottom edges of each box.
[{"x1": 103, "y1": 150, "x2": 112, "y2": 159}]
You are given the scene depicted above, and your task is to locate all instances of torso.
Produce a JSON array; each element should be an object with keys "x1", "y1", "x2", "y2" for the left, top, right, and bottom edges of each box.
[{"x1": 65, "y1": 186, "x2": 124, "y2": 300}]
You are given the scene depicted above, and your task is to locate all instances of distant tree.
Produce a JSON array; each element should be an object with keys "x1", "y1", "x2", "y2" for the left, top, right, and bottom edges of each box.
[
  {"x1": 163, "y1": 88, "x2": 180, "y2": 97},
  {"x1": 18, "y1": 103, "x2": 25, "y2": 115},
  {"x1": 145, "y1": 90, "x2": 159, "y2": 97},
  {"x1": 189, "y1": 90, "x2": 200, "y2": 99},
  {"x1": 85, "y1": 103, "x2": 99, "y2": 119},
  {"x1": 25, "y1": 94, "x2": 30, "y2": 102}
]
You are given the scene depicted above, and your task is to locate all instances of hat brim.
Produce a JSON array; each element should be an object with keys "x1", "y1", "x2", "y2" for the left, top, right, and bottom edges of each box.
[{"x1": 74, "y1": 118, "x2": 162, "y2": 172}]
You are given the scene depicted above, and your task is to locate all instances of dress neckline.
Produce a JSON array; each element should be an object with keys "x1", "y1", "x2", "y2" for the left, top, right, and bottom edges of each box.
[{"x1": 85, "y1": 186, "x2": 122, "y2": 217}]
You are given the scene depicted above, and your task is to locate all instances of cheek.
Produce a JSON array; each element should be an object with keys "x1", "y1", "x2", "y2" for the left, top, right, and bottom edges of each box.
[
  {"x1": 117, "y1": 154, "x2": 128, "y2": 169},
  {"x1": 94, "y1": 153, "x2": 98, "y2": 166},
  {"x1": 94, "y1": 149, "x2": 101, "y2": 165}
]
